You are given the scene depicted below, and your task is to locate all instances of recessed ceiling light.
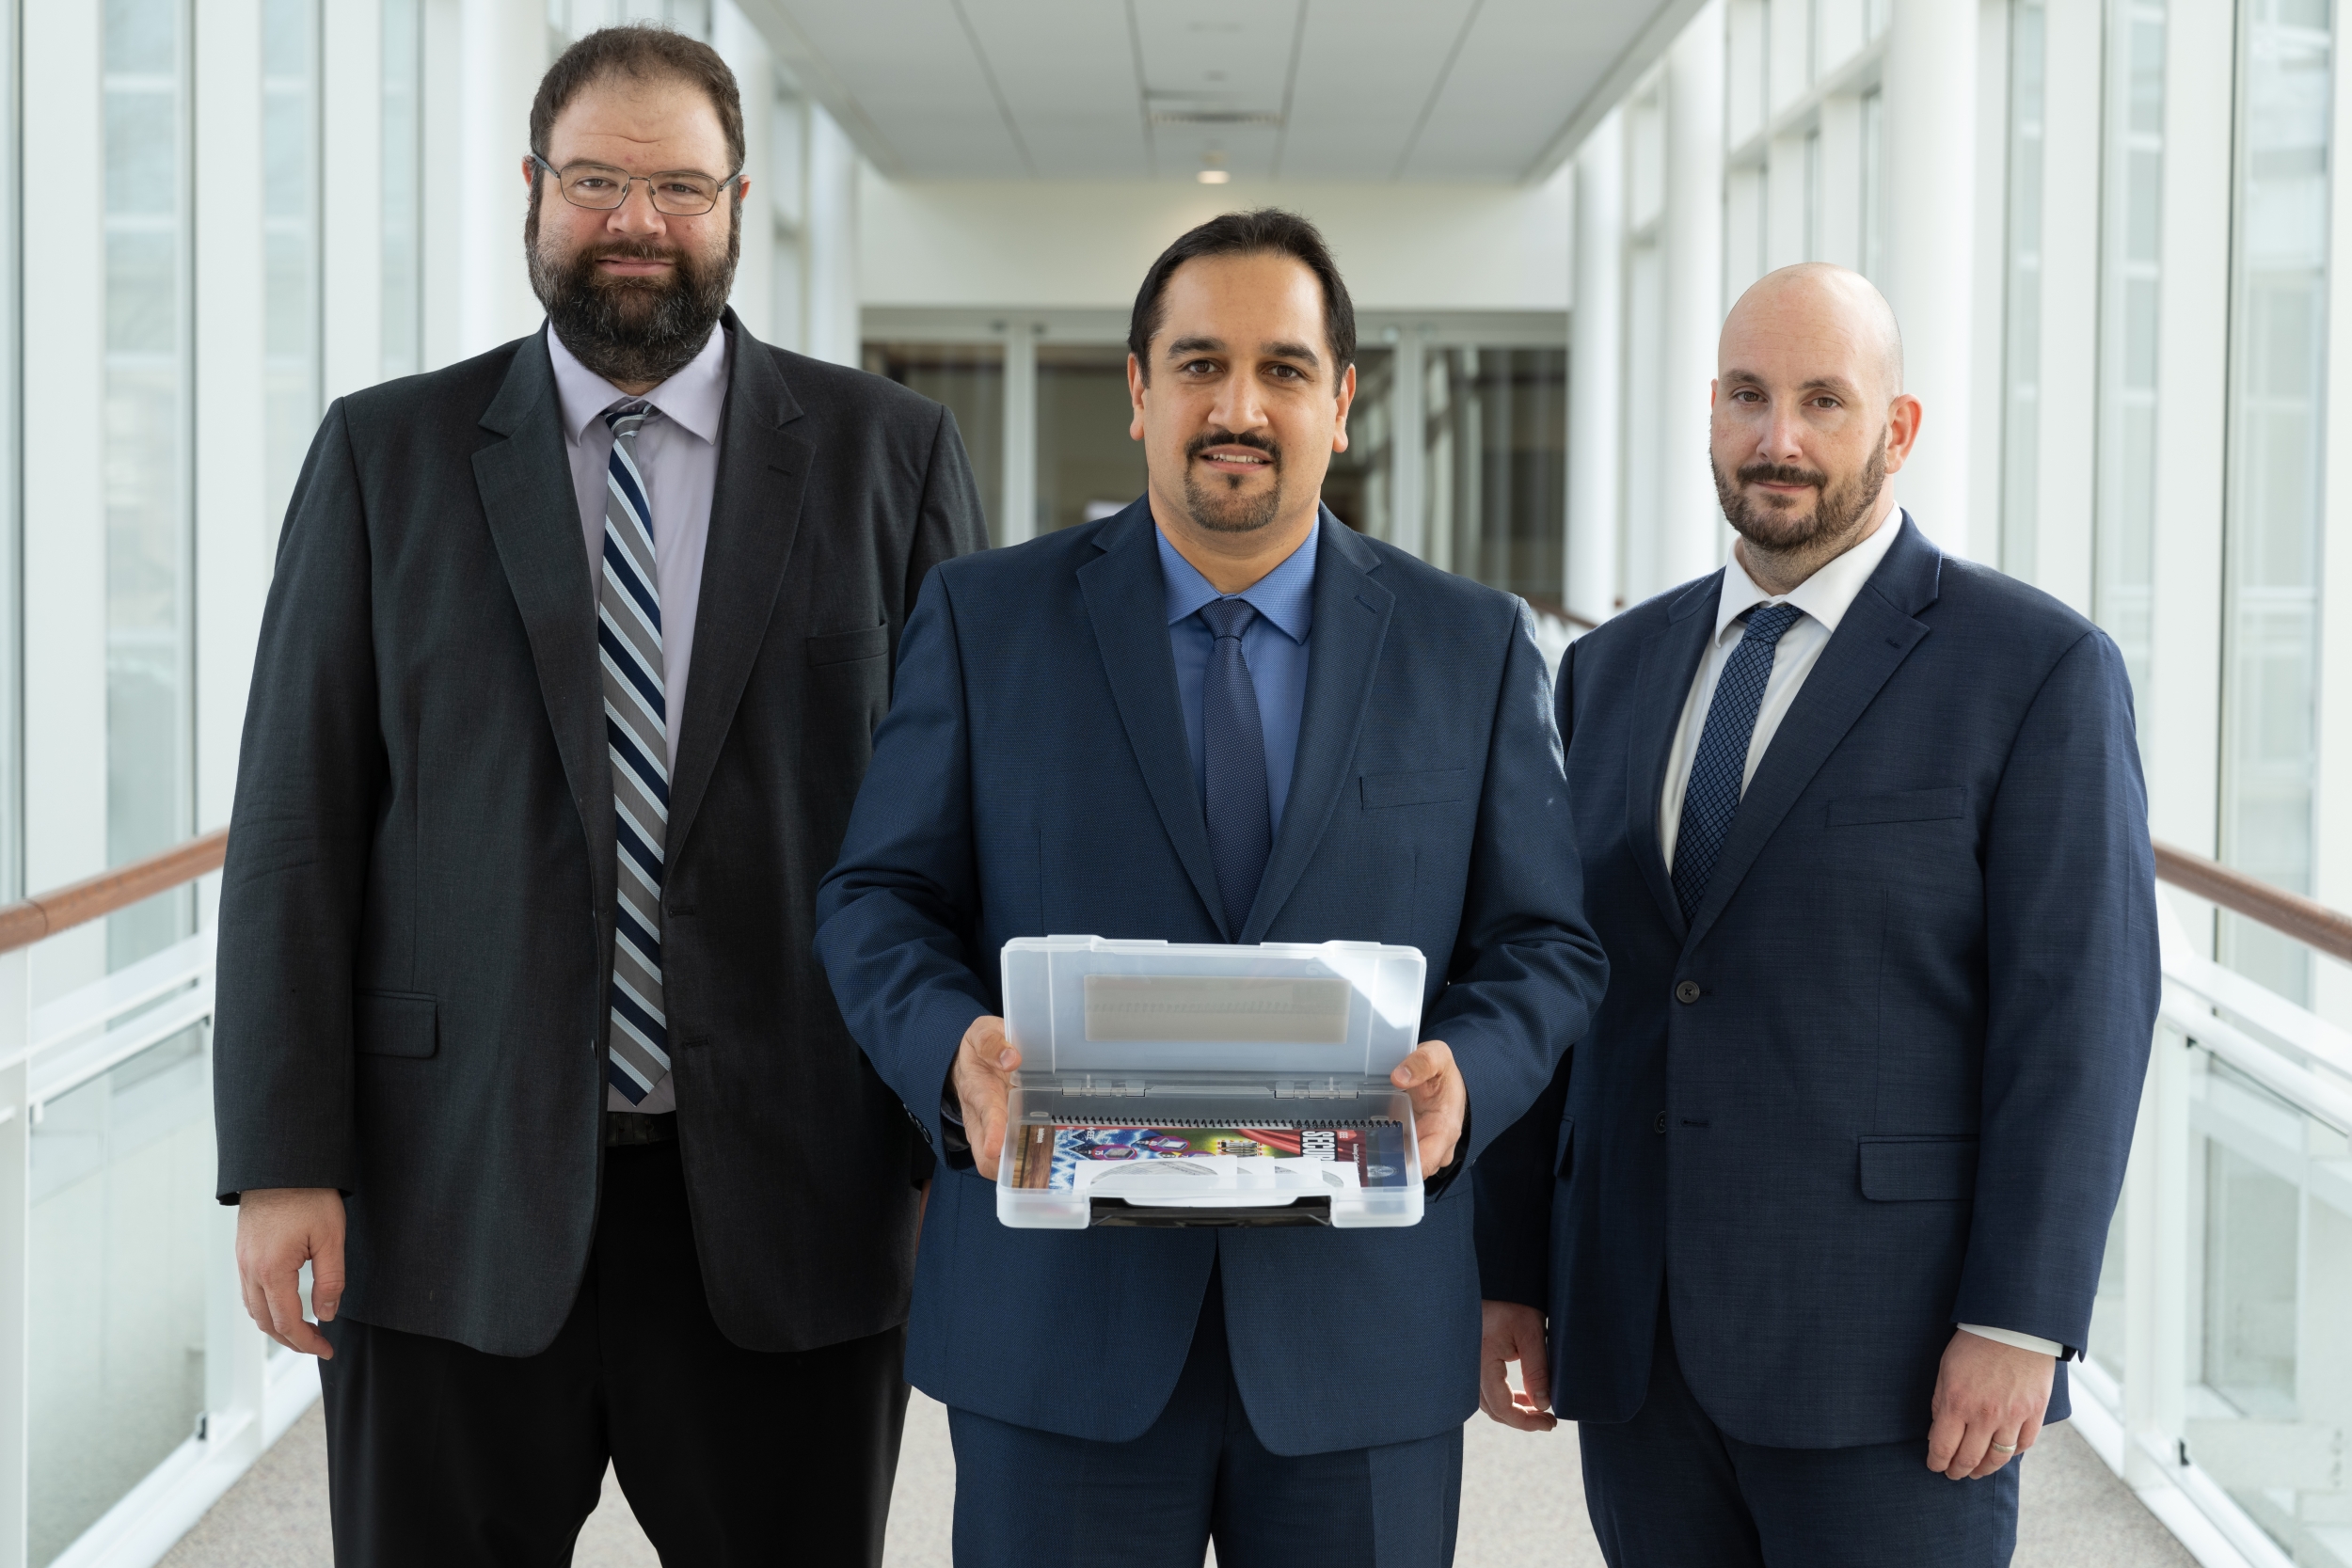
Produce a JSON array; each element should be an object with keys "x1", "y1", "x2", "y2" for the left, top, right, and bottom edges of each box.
[{"x1": 1197, "y1": 169, "x2": 1232, "y2": 184}]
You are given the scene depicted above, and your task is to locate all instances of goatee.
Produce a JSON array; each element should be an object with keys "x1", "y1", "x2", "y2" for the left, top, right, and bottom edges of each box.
[
  {"x1": 526, "y1": 191, "x2": 739, "y2": 387},
  {"x1": 1179, "y1": 428, "x2": 1285, "y2": 534}
]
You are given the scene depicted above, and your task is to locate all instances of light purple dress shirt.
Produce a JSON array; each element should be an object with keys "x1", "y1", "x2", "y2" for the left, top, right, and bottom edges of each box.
[
  {"x1": 546, "y1": 322, "x2": 729, "y2": 1117},
  {"x1": 547, "y1": 321, "x2": 729, "y2": 775}
]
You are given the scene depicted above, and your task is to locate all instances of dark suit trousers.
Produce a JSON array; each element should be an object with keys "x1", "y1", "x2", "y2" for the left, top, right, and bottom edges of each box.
[
  {"x1": 317, "y1": 1139, "x2": 910, "y2": 1567},
  {"x1": 946, "y1": 1261, "x2": 1462, "y2": 1568},
  {"x1": 1578, "y1": 1307, "x2": 2020, "y2": 1568}
]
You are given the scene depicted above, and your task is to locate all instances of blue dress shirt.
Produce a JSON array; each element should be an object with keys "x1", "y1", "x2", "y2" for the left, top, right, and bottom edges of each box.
[{"x1": 1157, "y1": 522, "x2": 1317, "y2": 833}]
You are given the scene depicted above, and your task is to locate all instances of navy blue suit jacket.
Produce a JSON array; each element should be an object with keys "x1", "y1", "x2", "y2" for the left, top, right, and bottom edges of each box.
[
  {"x1": 1474, "y1": 515, "x2": 2158, "y2": 1449},
  {"x1": 816, "y1": 502, "x2": 1608, "y2": 1456}
]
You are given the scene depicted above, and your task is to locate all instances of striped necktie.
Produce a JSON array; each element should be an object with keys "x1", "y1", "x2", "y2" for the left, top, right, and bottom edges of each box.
[{"x1": 597, "y1": 401, "x2": 671, "y2": 1105}]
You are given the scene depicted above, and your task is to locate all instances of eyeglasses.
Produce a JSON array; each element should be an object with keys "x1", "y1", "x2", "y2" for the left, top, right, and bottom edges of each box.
[{"x1": 530, "y1": 154, "x2": 740, "y2": 216}]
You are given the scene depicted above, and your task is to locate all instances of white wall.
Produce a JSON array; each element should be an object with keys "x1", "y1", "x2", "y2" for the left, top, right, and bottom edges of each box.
[{"x1": 859, "y1": 169, "x2": 1573, "y2": 313}]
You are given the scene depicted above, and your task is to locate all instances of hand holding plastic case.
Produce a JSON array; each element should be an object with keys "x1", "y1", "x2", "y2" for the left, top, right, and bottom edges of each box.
[{"x1": 993, "y1": 936, "x2": 1428, "y2": 1229}]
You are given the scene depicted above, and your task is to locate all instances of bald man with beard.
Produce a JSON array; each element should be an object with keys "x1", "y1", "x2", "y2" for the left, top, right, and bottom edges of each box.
[{"x1": 1470, "y1": 264, "x2": 2158, "y2": 1566}]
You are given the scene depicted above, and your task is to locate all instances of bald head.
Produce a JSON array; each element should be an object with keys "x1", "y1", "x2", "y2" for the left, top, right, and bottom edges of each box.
[
  {"x1": 1722, "y1": 262, "x2": 1904, "y2": 403},
  {"x1": 1708, "y1": 262, "x2": 1922, "y2": 594}
]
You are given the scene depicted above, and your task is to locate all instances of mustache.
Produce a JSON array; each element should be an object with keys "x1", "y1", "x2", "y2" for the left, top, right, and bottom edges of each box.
[
  {"x1": 576, "y1": 239, "x2": 690, "y2": 272},
  {"x1": 1185, "y1": 428, "x2": 1280, "y2": 465},
  {"x1": 1737, "y1": 461, "x2": 1829, "y2": 489}
]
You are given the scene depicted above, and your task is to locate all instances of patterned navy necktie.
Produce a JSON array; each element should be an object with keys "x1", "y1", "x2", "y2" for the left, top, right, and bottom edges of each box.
[
  {"x1": 597, "y1": 401, "x2": 671, "y2": 1104},
  {"x1": 1200, "y1": 597, "x2": 1272, "y2": 940},
  {"x1": 1671, "y1": 602, "x2": 1805, "y2": 927}
]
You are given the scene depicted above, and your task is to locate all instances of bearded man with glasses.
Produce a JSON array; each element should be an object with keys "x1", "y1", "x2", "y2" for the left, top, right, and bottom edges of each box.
[{"x1": 210, "y1": 24, "x2": 986, "y2": 1566}]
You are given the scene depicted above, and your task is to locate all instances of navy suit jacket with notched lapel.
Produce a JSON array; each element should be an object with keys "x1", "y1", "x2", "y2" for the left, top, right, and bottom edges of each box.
[
  {"x1": 814, "y1": 501, "x2": 1609, "y2": 1458},
  {"x1": 212, "y1": 309, "x2": 988, "y2": 1358},
  {"x1": 1473, "y1": 515, "x2": 2160, "y2": 1450}
]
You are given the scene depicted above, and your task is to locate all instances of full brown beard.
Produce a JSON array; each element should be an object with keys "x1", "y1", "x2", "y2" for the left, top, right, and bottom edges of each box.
[
  {"x1": 1712, "y1": 429, "x2": 1890, "y2": 550},
  {"x1": 525, "y1": 182, "x2": 740, "y2": 387}
]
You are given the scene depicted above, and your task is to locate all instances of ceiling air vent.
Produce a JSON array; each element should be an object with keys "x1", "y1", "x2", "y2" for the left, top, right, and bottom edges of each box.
[{"x1": 1149, "y1": 110, "x2": 1282, "y2": 127}]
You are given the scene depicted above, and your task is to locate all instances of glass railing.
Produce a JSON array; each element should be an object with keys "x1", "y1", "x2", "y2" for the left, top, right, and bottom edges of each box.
[
  {"x1": 0, "y1": 831, "x2": 318, "y2": 1568},
  {"x1": 2072, "y1": 846, "x2": 2352, "y2": 1568}
]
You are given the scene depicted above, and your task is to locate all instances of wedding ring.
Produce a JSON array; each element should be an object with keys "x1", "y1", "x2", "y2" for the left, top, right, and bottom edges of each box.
[{"x1": 1989, "y1": 1440, "x2": 2018, "y2": 1452}]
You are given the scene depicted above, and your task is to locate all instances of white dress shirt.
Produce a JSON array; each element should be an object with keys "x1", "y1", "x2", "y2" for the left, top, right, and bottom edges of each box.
[
  {"x1": 547, "y1": 322, "x2": 730, "y2": 1117},
  {"x1": 1659, "y1": 512, "x2": 2063, "y2": 1361}
]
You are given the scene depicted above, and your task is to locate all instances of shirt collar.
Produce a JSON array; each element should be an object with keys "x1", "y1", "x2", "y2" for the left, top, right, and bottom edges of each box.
[
  {"x1": 1712, "y1": 508, "x2": 1905, "y2": 644},
  {"x1": 546, "y1": 320, "x2": 730, "y2": 447},
  {"x1": 1157, "y1": 519, "x2": 1318, "y2": 644}
]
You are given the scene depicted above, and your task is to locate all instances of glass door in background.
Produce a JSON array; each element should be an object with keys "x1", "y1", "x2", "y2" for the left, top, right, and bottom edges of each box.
[
  {"x1": 862, "y1": 341, "x2": 1006, "y2": 542},
  {"x1": 1422, "y1": 346, "x2": 1568, "y2": 605},
  {"x1": 1037, "y1": 344, "x2": 1145, "y2": 533}
]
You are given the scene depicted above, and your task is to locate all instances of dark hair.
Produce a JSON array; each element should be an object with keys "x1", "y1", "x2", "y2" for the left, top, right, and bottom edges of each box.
[
  {"x1": 1127, "y1": 209, "x2": 1357, "y2": 389},
  {"x1": 530, "y1": 24, "x2": 745, "y2": 179}
]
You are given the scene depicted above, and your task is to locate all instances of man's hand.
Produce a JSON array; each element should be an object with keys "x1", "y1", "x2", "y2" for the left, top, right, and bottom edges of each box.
[
  {"x1": 1480, "y1": 1300, "x2": 1557, "y2": 1432},
  {"x1": 1391, "y1": 1040, "x2": 1465, "y2": 1177},
  {"x1": 1926, "y1": 1328, "x2": 2055, "y2": 1479},
  {"x1": 953, "y1": 1015, "x2": 1021, "y2": 1180},
  {"x1": 234, "y1": 1187, "x2": 346, "y2": 1359}
]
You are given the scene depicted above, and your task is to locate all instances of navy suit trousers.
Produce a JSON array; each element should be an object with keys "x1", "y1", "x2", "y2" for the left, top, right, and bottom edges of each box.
[
  {"x1": 1579, "y1": 1309, "x2": 2020, "y2": 1568},
  {"x1": 945, "y1": 1263, "x2": 1463, "y2": 1568}
]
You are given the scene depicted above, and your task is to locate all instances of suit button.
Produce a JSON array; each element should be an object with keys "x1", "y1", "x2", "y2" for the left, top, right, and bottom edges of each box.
[
  {"x1": 1653, "y1": 1112, "x2": 1667, "y2": 1134},
  {"x1": 1675, "y1": 980, "x2": 1701, "y2": 1005}
]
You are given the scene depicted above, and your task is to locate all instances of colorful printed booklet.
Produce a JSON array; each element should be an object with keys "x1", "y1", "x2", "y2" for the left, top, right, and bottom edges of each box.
[{"x1": 1008, "y1": 1117, "x2": 1411, "y2": 1200}]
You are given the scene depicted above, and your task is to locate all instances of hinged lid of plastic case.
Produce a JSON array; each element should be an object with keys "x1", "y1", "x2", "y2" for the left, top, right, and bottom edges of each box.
[
  {"x1": 994, "y1": 937, "x2": 1428, "y2": 1231},
  {"x1": 1000, "y1": 935, "x2": 1426, "y2": 1078}
]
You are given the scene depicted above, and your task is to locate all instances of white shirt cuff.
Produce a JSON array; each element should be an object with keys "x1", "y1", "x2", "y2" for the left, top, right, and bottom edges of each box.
[{"x1": 1958, "y1": 1323, "x2": 2065, "y2": 1357}]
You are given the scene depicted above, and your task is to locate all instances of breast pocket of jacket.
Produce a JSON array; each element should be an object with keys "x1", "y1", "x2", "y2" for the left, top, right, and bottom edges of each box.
[
  {"x1": 354, "y1": 991, "x2": 437, "y2": 1059},
  {"x1": 805, "y1": 623, "x2": 891, "y2": 669},
  {"x1": 1360, "y1": 768, "x2": 1470, "y2": 810},
  {"x1": 1857, "y1": 1135, "x2": 1978, "y2": 1201},
  {"x1": 1827, "y1": 785, "x2": 1966, "y2": 828}
]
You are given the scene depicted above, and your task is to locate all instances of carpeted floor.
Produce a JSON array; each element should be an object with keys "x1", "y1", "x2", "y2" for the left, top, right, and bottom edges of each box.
[{"x1": 159, "y1": 1386, "x2": 2198, "y2": 1567}]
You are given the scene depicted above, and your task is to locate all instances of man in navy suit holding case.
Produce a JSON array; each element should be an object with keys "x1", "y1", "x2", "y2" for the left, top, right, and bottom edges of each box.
[
  {"x1": 1474, "y1": 264, "x2": 2159, "y2": 1566},
  {"x1": 816, "y1": 211, "x2": 1607, "y2": 1566}
]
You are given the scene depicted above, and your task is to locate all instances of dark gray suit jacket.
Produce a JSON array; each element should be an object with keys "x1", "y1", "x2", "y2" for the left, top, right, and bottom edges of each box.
[{"x1": 214, "y1": 309, "x2": 989, "y2": 1357}]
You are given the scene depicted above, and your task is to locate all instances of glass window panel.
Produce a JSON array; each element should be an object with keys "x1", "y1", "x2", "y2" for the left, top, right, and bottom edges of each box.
[
  {"x1": 2093, "y1": 0, "x2": 2165, "y2": 753},
  {"x1": 2001, "y1": 1, "x2": 2045, "y2": 583},
  {"x1": 2220, "y1": 0, "x2": 2331, "y2": 1006},
  {"x1": 381, "y1": 0, "x2": 422, "y2": 378},
  {"x1": 262, "y1": 0, "x2": 319, "y2": 531},
  {"x1": 2089, "y1": 1185, "x2": 2126, "y2": 1379},
  {"x1": 1422, "y1": 346, "x2": 1567, "y2": 604},
  {"x1": 1036, "y1": 344, "x2": 1146, "y2": 535},
  {"x1": 27, "y1": 1028, "x2": 215, "y2": 1566},
  {"x1": 1324, "y1": 347, "x2": 1394, "y2": 544},
  {"x1": 1859, "y1": 89, "x2": 1884, "y2": 282},
  {"x1": 104, "y1": 0, "x2": 191, "y2": 973},
  {"x1": 860, "y1": 341, "x2": 1004, "y2": 541},
  {"x1": 2187, "y1": 1054, "x2": 2352, "y2": 1560}
]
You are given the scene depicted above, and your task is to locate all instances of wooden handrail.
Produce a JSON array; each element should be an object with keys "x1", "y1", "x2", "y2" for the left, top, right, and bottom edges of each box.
[
  {"x1": 0, "y1": 828, "x2": 2338, "y2": 972},
  {"x1": 0, "y1": 828, "x2": 228, "y2": 956},
  {"x1": 2153, "y1": 839, "x2": 2352, "y2": 966}
]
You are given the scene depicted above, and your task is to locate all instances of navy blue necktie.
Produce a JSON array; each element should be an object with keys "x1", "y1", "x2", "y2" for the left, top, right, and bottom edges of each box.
[
  {"x1": 1671, "y1": 602, "x2": 1804, "y2": 926},
  {"x1": 1200, "y1": 597, "x2": 1272, "y2": 939}
]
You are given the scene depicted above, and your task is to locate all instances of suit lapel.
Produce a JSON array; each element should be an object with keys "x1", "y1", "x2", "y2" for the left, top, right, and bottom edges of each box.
[
  {"x1": 666, "y1": 312, "x2": 813, "y2": 863},
  {"x1": 1241, "y1": 513, "x2": 1391, "y2": 942},
  {"x1": 1627, "y1": 574, "x2": 1723, "y2": 941},
  {"x1": 472, "y1": 329, "x2": 612, "y2": 895},
  {"x1": 1077, "y1": 503, "x2": 1230, "y2": 935},
  {"x1": 1682, "y1": 516, "x2": 1943, "y2": 952}
]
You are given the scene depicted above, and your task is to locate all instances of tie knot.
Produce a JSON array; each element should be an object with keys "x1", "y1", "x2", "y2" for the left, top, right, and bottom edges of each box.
[
  {"x1": 1741, "y1": 602, "x2": 1804, "y2": 647},
  {"x1": 1200, "y1": 597, "x2": 1258, "y2": 642},
  {"x1": 604, "y1": 400, "x2": 652, "y2": 436}
]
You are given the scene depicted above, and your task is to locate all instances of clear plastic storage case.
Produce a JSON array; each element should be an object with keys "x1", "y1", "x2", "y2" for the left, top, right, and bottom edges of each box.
[{"x1": 993, "y1": 936, "x2": 1428, "y2": 1229}]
